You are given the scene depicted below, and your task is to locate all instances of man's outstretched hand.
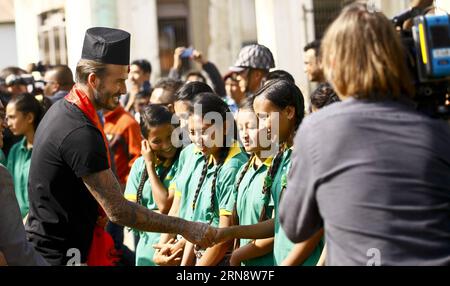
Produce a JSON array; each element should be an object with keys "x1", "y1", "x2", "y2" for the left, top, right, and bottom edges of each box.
[{"x1": 182, "y1": 222, "x2": 217, "y2": 249}]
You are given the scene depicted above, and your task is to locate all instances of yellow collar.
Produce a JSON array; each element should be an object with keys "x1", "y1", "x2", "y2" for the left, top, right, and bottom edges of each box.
[
  {"x1": 250, "y1": 155, "x2": 273, "y2": 168},
  {"x1": 193, "y1": 146, "x2": 202, "y2": 154},
  {"x1": 154, "y1": 156, "x2": 172, "y2": 168},
  {"x1": 207, "y1": 141, "x2": 242, "y2": 166}
]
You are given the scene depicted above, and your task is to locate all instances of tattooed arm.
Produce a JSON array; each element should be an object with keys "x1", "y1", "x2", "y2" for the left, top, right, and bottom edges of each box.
[{"x1": 82, "y1": 169, "x2": 216, "y2": 248}]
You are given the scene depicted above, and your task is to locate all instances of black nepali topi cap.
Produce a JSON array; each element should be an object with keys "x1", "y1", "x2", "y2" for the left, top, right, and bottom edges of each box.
[{"x1": 81, "y1": 27, "x2": 131, "y2": 65}]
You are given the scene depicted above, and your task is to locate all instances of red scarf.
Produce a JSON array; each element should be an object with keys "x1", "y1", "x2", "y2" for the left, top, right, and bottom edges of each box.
[
  {"x1": 65, "y1": 87, "x2": 111, "y2": 167},
  {"x1": 65, "y1": 87, "x2": 118, "y2": 266}
]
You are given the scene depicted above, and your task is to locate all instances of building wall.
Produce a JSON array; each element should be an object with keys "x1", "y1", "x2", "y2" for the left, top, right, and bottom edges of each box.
[
  {"x1": 12, "y1": 0, "x2": 448, "y2": 84},
  {"x1": 117, "y1": 0, "x2": 160, "y2": 81},
  {"x1": 255, "y1": 0, "x2": 314, "y2": 100},
  {"x1": 0, "y1": 23, "x2": 18, "y2": 69},
  {"x1": 0, "y1": 0, "x2": 18, "y2": 69},
  {"x1": 436, "y1": 0, "x2": 450, "y2": 13},
  {"x1": 14, "y1": 0, "x2": 67, "y2": 69}
]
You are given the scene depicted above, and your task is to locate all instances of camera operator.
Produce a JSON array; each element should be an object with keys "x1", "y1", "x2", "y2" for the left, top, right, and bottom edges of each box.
[
  {"x1": 279, "y1": 3, "x2": 450, "y2": 266},
  {"x1": 0, "y1": 67, "x2": 28, "y2": 105}
]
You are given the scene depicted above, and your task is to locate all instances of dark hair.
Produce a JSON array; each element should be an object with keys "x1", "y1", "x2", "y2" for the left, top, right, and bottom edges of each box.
[
  {"x1": 136, "y1": 104, "x2": 181, "y2": 206},
  {"x1": 175, "y1": 81, "x2": 213, "y2": 102},
  {"x1": 189, "y1": 93, "x2": 237, "y2": 224},
  {"x1": 152, "y1": 78, "x2": 184, "y2": 105},
  {"x1": 0, "y1": 66, "x2": 27, "y2": 79},
  {"x1": 140, "y1": 104, "x2": 174, "y2": 139},
  {"x1": 46, "y1": 65, "x2": 75, "y2": 89},
  {"x1": 154, "y1": 78, "x2": 183, "y2": 93},
  {"x1": 310, "y1": 83, "x2": 340, "y2": 111},
  {"x1": 303, "y1": 40, "x2": 322, "y2": 56},
  {"x1": 185, "y1": 71, "x2": 207, "y2": 83},
  {"x1": 8, "y1": 93, "x2": 46, "y2": 131},
  {"x1": 265, "y1": 70, "x2": 295, "y2": 84},
  {"x1": 188, "y1": 92, "x2": 237, "y2": 141},
  {"x1": 255, "y1": 79, "x2": 305, "y2": 131},
  {"x1": 135, "y1": 90, "x2": 152, "y2": 100},
  {"x1": 131, "y1": 59, "x2": 152, "y2": 74},
  {"x1": 239, "y1": 95, "x2": 256, "y2": 112}
]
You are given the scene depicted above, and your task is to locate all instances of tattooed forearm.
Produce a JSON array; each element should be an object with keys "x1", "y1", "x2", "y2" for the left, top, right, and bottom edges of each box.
[
  {"x1": 83, "y1": 169, "x2": 216, "y2": 248},
  {"x1": 82, "y1": 169, "x2": 187, "y2": 234}
]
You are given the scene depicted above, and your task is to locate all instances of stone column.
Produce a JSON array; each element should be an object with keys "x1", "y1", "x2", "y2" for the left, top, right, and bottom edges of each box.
[
  {"x1": 65, "y1": 0, "x2": 95, "y2": 71},
  {"x1": 254, "y1": 0, "x2": 314, "y2": 103},
  {"x1": 436, "y1": 0, "x2": 450, "y2": 13},
  {"x1": 207, "y1": 0, "x2": 232, "y2": 74},
  {"x1": 117, "y1": 0, "x2": 160, "y2": 81},
  {"x1": 13, "y1": 0, "x2": 41, "y2": 69}
]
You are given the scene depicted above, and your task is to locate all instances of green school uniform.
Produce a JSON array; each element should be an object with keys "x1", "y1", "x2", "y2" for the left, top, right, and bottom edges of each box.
[
  {"x1": 189, "y1": 143, "x2": 248, "y2": 227},
  {"x1": 6, "y1": 138, "x2": 32, "y2": 218},
  {"x1": 236, "y1": 156, "x2": 275, "y2": 266},
  {"x1": 124, "y1": 155, "x2": 179, "y2": 266},
  {"x1": 272, "y1": 148, "x2": 324, "y2": 266},
  {"x1": 169, "y1": 143, "x2": 204, "y2": 220}
]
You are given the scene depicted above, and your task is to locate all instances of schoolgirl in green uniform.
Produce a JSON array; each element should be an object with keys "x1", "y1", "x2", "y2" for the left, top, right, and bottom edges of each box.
[
  {"x1": 152, "y1": 82, "x2": 215, "y2": 266},
  {"x1": 181, "y1": 92, "x2": 248, "y2": 266},
  {"x1": 231, "y1": 96, "x2": 276, "y2": 266},
  {"x1": 217, "y1": 79, "x2": 324, "y2": 266},
  {"x1": 124, "y1": 104, "x2": 182, "y2": 266},
  {"x1": 6, "y1": 93, "x2": 45, "y2": 218}
]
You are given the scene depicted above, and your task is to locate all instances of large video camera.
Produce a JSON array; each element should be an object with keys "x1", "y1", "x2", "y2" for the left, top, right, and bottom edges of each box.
[
  {"x1": 4, "y1": 74, "x2": 35, "y2": 87},
  {"x1": 393, "y1": 6, "x2": 450, "y2": 119},
  {"x1": 0, "y1": 73, "x2": 46, "y2": 98}
]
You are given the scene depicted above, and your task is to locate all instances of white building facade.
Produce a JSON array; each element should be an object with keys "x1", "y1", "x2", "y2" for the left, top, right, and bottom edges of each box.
[{"x1": 9, "y1": 0, "x2": 434, "y2": 96}]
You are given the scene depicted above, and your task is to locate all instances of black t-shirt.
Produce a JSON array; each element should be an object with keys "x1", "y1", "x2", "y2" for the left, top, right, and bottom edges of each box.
[{"x1": 25, "y1": 99, "x2": 109, "y2": 266}]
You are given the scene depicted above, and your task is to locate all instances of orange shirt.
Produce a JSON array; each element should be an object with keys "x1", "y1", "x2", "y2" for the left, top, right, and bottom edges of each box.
[{"x1": 104, "y1": 106, "x2": 142, "y2": 185}]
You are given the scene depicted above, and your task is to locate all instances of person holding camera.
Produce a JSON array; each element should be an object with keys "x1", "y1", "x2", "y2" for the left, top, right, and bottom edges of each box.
[
  {"x1": 168, "y1": 47, "x2": 226, "y2": 98},
  {"x1": 279, "y1": 3, "x2": 450, "y2": 266}
]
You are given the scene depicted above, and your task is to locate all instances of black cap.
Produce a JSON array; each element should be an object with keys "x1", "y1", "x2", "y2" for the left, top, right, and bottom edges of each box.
[{"x1": 81, "y1": 27, "x2": 131, "y2": 65}]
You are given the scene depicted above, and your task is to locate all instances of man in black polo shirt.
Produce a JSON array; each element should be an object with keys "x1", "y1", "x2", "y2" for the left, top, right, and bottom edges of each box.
[{"x1": 25, "y1": 27, "x2": 215, "y2": 266}]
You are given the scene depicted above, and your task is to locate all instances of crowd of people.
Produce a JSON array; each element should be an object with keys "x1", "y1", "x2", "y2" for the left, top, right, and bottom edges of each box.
[{"x1": 0, "y1": 2, "x2": 449, "y2": 267}]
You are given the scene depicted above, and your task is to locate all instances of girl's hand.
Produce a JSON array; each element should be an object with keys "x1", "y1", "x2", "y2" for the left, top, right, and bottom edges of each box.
[
  {"x1": 229, "y1": 250, "x2": 243, "y2": 266},
  {"x1": 153, "y1": 248, "x2": 183, "y2": 266},
  {"x1": 141, "y1": 140, "x2": 156, "y2": 167},
  {"x1": 153, "y1": 239, "x2": 180, "y2": 266}
]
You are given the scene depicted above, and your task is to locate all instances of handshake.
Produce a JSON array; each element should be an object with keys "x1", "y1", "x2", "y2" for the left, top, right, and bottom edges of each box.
[
  {"x1": 152, "y1": 222, "x2": 234, "y2": 266},
  {"x1": 178, "y1": 221, "x2": 230, "y2": 249}
]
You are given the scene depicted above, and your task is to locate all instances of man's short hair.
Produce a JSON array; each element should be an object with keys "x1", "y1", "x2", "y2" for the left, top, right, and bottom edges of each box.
[
  {"x1": 47, "y1": 65, "x2": 75, "y2": 88},
  {"x1": 310, "y1": 83, "x2": 340, "y2": 110},
  {"x1": 152, "y1": 78, "x2": 184, "y2": 104},
  {"x1": 131, "y1": 59, "x2": 152, "y2": 74},
  {"x1": 303, "y1": 40, "x2": 322, "y2": 56},
  {"x1": 154, "y1": 78, "x2": 183, "y2": 94},
  {"x1": 185, "y1": 71, "x2": 206, "y2": 83},
  {"x1": 75, "y1": 59, "x2": 108, "y2": 84}
]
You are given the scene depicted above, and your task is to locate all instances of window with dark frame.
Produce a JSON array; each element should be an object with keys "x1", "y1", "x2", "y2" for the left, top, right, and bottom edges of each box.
[{"x1": 38, "y1": 9, "x2": 68, "y2": 66}]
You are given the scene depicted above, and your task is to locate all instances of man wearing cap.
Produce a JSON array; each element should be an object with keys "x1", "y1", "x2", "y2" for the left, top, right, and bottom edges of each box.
[
  {"x1": 25, "y1": 27, "x2": 216, "y2": 266},
  {"x1": 228, "y1": 44, "x2": 275, "y2": 103}
]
